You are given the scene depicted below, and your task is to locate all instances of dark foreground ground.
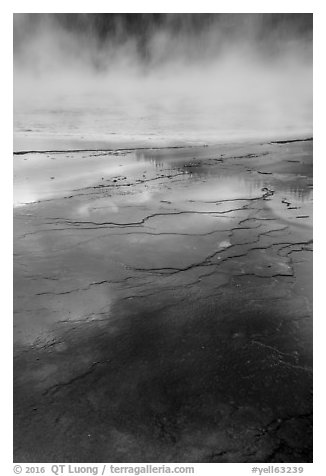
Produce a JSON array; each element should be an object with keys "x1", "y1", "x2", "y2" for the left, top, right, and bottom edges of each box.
[{"x1": 14, "y1": 139, "x2": 313, "y2": 462}]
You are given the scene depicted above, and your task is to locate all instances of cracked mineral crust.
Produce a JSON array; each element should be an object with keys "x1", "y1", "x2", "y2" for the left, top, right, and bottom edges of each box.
[{"x1": 14, "y1": 139, "x2": 312, "y2": 462}]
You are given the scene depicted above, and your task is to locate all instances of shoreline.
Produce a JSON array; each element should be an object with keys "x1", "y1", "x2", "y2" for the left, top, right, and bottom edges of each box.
[
  {"x1": 13, "y1": 136, "x2": 313, "y2": 156},
  {"x1": 13, "y1": 132, "x2": 313, "y2": 156}
]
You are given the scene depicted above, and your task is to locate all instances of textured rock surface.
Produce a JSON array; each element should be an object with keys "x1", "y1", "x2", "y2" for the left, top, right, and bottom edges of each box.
[{"x1": 14, "y1": 139, "x2": 312, "y2": 462}]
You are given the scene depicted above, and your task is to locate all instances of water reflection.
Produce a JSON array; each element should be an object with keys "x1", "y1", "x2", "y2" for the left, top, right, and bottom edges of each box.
[{"x1": 14, "y1": 144, "x2": 313, "y2": 213}]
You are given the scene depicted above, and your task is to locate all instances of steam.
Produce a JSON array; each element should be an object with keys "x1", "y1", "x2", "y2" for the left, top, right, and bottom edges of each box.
[{"x1": 13, "y1": 14, "x2": 313, "y2": 147}]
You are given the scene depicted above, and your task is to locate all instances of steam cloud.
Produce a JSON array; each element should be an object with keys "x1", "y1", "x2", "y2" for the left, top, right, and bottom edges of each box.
[{"x1": 13, "y1": 14, "x2": 313, "y2": 147}]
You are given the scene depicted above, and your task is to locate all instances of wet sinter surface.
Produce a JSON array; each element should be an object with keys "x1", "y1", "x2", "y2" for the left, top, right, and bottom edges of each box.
[{"x1": 13, "y1": 139, "x2": 312, "y2": 462}]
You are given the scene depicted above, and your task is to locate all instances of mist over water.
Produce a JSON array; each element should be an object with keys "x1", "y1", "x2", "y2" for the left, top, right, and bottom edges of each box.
[{"x1": 13, "y1": 14, "x2": 313, "y2": 149}]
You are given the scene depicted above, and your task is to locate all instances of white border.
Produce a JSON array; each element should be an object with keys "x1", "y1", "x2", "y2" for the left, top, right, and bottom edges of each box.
[
  {"x1": 3, "y1": 3, "x2": 324, "y2": 473},
  {"x1": 6, "y1": 1, "x2": 318, "y2": 13}
]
